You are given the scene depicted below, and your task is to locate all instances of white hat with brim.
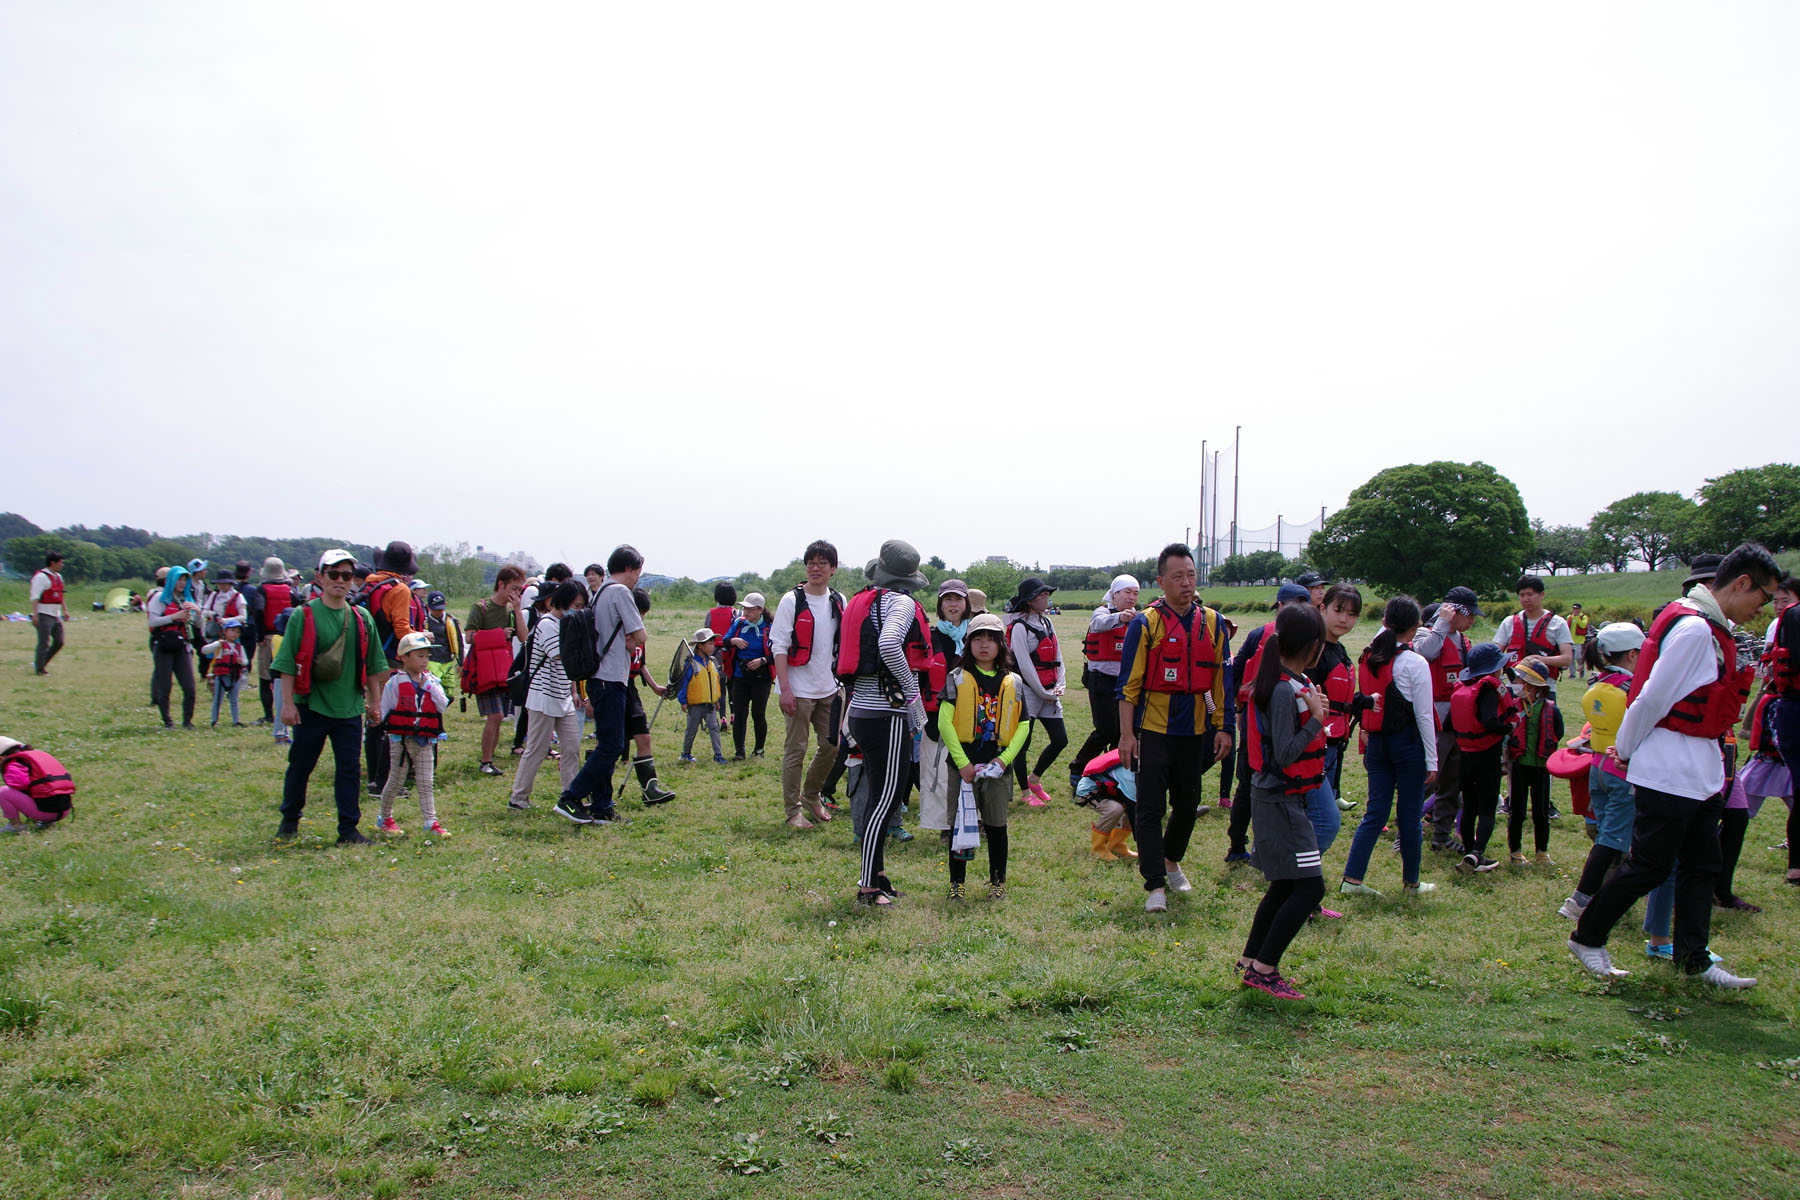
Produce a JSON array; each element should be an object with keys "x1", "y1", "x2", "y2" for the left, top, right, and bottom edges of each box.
[
  {"x1": 0, "y1": 736, "x2": 23, "y2": 756},
  {"x1": 395, "y1": 632, "x2": 434, "y2": 658},
  {"x1": 259, "y1": 557, "x2": 287, "y2": 581},
  {"x1": 742, "y1": 593, "x2": 766, "y2": 610},
  {"x1": 318, "y1": 548, "x2": 355, "y2": 570},
  {"x1": 693, "y1": 628, "x2": 718, "y2": 644},
  {"x1": 1595, "y1": 622, "x2": 1646, "y2": 655}
]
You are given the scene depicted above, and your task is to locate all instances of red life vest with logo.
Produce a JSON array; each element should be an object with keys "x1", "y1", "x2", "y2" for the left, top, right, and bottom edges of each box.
[
  {"x1": 1234, "y1": 622, "x2": 1278, "y2": 707},
  {"x1": 384, "y1": 676, "x2": 444, "y2": 738},
  {"x1": 1451, "y1": 674, "x2": 1515, "y2": 752},
  {"x1": 835, "y1": 587, "x2": 934, "y2": 684},
  {"x1": 10, "y1": 748, "x2": 74, "y2": 812},
  {"x1": 1627, "y1": 603, "x2": 1755, "y2": 740},
  {"x1": 785, "y1": 586, "x2": 845, "y2": 668},
  {"x1": 1509, "y1": 698, "x2": 1559, "y2": 760},
  {"x1": 1011, "y1": 615, "x2": 1060, "y2": 688},
  {"x1": 210, "y1": 641, "x2": 249, "y2": 678},
  {"x1": 1430, "y1": 631, "x2": 1470, "y2": 703},
  {"x1": 35, "y1": 570, "x2": 64, "y2": 607},
  {"x1": 259, "y1": 582, "x2": 293, "y2": 633},
  {"x1": 1082, "y1": 611, "x2": 1131, "y2": 663},
  {"x1": 1245, "y1": 670, "x2": 1328, "y2": 795},
  {"x1": 1321, "y1": 655, "x2": 1355, "y2": 741},
  {"x1": 1142, "y1": 600, "x2": 1222, "y2": 695},
  {"x1": 291, "y1": 603, "x2": 370, "y2": 698},
  {"x1": 1506, "y1": 612, "x2": 1560, "y2": 677},
  {"x1": 1356, "y1": 645, "x2": 1416, "y2": 734}
]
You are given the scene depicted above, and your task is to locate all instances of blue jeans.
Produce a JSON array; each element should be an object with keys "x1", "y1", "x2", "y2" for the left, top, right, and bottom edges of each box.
[
  {"x1": 1343, "y1": 729, "x2": 1427, "y2": 884},
  {"x1": 1305, "y1": 745, "x2": 1343, "y2": 854},
  {"x1": 1643, "y1": 863, "x2": 1679, "y2": 938},
  {"x1": 563, "y1": 680, "x2": 628, "y2": 810}
]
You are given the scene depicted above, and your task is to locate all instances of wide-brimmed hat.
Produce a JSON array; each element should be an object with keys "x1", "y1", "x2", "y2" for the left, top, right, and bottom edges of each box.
[
  {"x1": 395, "y1": 631, "x2": 434, "y2": 658},
  {"x1": 1458, "y1": 642, "x2": 1508, "y2": 682},
  {"x1": 380, "y1": 540, "x2": 417, "y2": 575},
  {"x1": 967, "y1": 588, "x2": 988, "y2": 613},
  {"x1": 1682, "y1": 554, "x2": 1723, "y2": 589},
  {"x1": 693, "y1": 627, "x2": 718, "y2": 644},
  {"x1": 211, "y1": 567, "x2": 235, "y2": 582},
  {"x1": 864, "y1": 539, "x2": 929, "y2": 592},
  {"x1": 1012, "y1": 577, "x2": 1056, "y2": 606},
  {"x1": 1514, "y1": 658, "x2": 1552, "y2": 688},
  {"x1": 259, "y1": 556, "x2": 287, "y2": 581}
]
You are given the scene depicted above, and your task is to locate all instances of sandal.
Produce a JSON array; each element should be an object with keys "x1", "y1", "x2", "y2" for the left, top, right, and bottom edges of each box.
[
  {"x1": 876, "y1": 876, "x2": 905, "y2": 900},
  {"x1": 856, "y1": 889, "x2": 895, "y2": 907}
]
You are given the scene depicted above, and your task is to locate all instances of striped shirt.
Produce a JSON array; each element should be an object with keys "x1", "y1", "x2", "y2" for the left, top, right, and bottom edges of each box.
[
  {"x1": 849, "y1": 590, "x2": 922, "y2": 715},
  {"x1": 523, "y1": 616, "x2": 576, "y2": 716},
  {"x1": 1116, "y1": 601, "x2": 1234, "y2": 737}
]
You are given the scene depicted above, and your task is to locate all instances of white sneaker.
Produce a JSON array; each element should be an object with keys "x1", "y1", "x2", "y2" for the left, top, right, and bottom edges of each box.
[
  {"x1": 1403, "y1": 881, "x2": 1438, "y2": 894},
  {"x1": 1144, "y1": 888, "x2": 1168, "y2": 913},
  {"x1": 1556, "y1": 896, "x2": 1588, "y2": 921},
  {"x1": 1165, "y1": 866, "x2": 1193, "y2": 893},
  {"x1": 1339, "y1": 881, "x2": 1383, "y2": 896},
  {"x1": 1567, "y1": 938, "x2": 1629, "y2": 978},
  {"x1": 1699, "y1": 964, "x2": 1757, "y2": 990}
]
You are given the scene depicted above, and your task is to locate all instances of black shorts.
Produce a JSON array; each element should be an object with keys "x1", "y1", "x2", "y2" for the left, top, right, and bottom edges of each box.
[{"x1": 625, "y1": 683, "x2": 649, "y2": 736}]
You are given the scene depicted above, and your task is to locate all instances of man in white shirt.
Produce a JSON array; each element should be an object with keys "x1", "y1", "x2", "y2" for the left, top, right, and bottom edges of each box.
[
  {"x1": 1492, "y1": 575, "x2": 1574, "y2": 678},
  {"x1": 772, "y1": 540, "x2": 845, "y2": 830},
  {"x1": 1568, "y1": 543, "x2": 1779, "y2": 988},
  {"x1": 29, "y1": 553, "x2": 69, "y2": 675}
]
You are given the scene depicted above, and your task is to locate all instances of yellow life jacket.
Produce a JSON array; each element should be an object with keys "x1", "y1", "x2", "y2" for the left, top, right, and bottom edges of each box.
[
  {"x1": 684, "y1": 658, "x2": 722, "y2": 705},
  {"x1": 948, "y1": 665, "x2": 1022, "y2": 748}
]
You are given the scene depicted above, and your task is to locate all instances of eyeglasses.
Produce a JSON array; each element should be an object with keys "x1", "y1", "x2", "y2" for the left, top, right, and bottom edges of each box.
[{"x1": 323, "y1": 569, "x2": 355, "y2": 581}]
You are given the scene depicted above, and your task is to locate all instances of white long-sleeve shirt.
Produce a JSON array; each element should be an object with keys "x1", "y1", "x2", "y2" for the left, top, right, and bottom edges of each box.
[
  {"x1": 1008, "y1": 613, "x2": 1064, "y2": 718},
  {"x1": 378, "y1": 670, "x2": 452, "y2": 729},
  {"x1": 1617, "y1": 606, "x2": 1728, "y2": 800},
  {"x1": 1391, "y1": 649, "x2": 1440, "y2": 771}
]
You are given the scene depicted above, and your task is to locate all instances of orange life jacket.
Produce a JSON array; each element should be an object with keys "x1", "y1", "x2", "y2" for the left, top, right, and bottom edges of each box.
[
  {"x1": 1627, "y1": 604, "x2": 1755, "y2": 740},
  {"x1": 1762, "y1": 607, "x2": 1799, "y2": 697},
  {"x1": 835, "y1": 588, "x2": 936, "y2": 690},
  {"x1": 259, "y1": 582, "x2": 292, "y2": 633},
  {"x1": 1245, "y1": 671, "x2": 1328, "y2": 795},
  {"x1": 463, "y1": 626, "x2": 514, "y2": 695},
  {"x1": 1142, "y1": 600, "x2": 1222, "y2": 695},
  {"x1": 210, "y1": 641, "x2": 249, "y2": 678},
  {"x1": 1746, "y1": 691, "x2": 1780, "y2": 759},
  {"x1": 291, "y1": 603, "x2": 370, "y2": 698},
  {"x1": 1509, "y1": 698, "x2": 1559, "y2": 760}
]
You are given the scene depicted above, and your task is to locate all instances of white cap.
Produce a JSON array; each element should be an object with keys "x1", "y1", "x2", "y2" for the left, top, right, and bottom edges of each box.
[
  {"x1": 395, "y1": 631, "x2": 434, "y2": 657},
  {"x1": 1595, "y1": 622, "x2": 1646, "y2": 655},
  {"x1": 0, "y1": 736, "x2": 23, "y2": 756},
  {"x1": 318, "y1": 547, "x2": 355, "y2": 569},
  {"x1": 742, "y1": 592, "x2": 766, "y2": 610}
]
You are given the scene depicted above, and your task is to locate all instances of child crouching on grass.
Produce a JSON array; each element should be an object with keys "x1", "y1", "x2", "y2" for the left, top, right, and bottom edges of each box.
[
  {"x1": 376, "y1": 633, "x2": 451, "y2": 838},
  {"x1": 0, "y1": 736, "x2": 75, "y2": 834},
  {"x1": 937, "y1": 613, "x2": 1031, "y2": 900},
  {"x1": 1076, "y1": 747, "x2": 1138, "y2": 861},
  {"x1": 1235, "y1": 604, "x2": 1330, "y2": 1001},
  {"x1": 677, "y1": 629, "x2": 727, "y2": 764}
]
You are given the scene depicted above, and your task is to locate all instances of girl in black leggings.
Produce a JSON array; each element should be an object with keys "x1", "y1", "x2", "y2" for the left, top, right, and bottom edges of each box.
[{"x1": 1005, "y1": 577, "x2": 1066, "y2": 806}]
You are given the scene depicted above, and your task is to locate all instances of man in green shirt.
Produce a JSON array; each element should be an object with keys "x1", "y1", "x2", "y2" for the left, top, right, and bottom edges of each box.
[{"x1": 272, "y1": 548, "x2": 390, "y2": 843}]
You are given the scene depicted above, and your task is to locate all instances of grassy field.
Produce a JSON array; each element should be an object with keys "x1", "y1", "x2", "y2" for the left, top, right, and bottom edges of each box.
[{"x1": 1, "y1": 592, "x2": 1798, "y2": 1200}]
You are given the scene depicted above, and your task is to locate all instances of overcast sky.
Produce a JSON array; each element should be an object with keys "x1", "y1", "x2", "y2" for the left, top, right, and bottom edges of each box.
[{"x1": 3, "y1": 3, "x2": 1797, "y2": 578}]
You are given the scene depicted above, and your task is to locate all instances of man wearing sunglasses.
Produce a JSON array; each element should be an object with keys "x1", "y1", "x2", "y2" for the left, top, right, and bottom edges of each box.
[{"x1": 270, "y1": 548, "x2": 391, "y2": 844}]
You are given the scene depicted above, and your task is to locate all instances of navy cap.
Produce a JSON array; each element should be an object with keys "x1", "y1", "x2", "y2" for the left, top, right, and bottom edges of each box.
[
  {"x1": 1275, "y1": 583, "x2": 1311, "y2": 606},
  {"x1": 1295, "y1": 572, "x2": 1328, "y2": 589},
  {"x1": 1444, "y1": 585, "x2": 1484, "y2": 616},
  {"x1": 1458, "y1": 642, "x2": 1508, "y2": 682},
  {"x1": 426, "y1": 591, "x2": 446, "y2": 608}
]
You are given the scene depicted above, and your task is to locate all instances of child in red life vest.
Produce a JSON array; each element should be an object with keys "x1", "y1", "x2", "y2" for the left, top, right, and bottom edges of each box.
[
  {"x1": 1449, "y1": 643, "x2": 1518, "y2": 874},
  {"x1": 376, "y1": 633, "x2": 452, "y2": 838},
  {"x1": 1506, "y1": 658, "x2": 1564, "y2": 865},
  {"x1": 0, "y1": 736, "x2": 74, "y2": 833},
  {"x1": 1235, "y1": 603, "x2": 1331, "y2": 1001},
  {"x1": 203, "y1": 619, "x2": 251, "y2": 727}
]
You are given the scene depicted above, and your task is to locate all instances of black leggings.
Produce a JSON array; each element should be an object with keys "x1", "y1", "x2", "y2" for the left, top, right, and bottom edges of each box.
[
  {"x1": 1715, "y1": 807, "x2": 1751, "y2": 902},
  {"x1": 850, "y1": 712, "x2": 911, "y2": 891},
  {"x1": 1458, "y1": 745, "x2": 1504, "y2": 856},
  {"x1": 1013, "y1": 716, "x2": 1068, "y2": 787},
  {"x1": 151, "y1": 645, "x2": 196, "y2": 725},
  {"x1": 1069, "y1": 671, "x2": 1122, "y2": 780},
  {"x1": 1242, "y1": 876, "x2": 1326, "y2": 970},
  {"x1": 948, "y1": 824, "x2": 1009, "y2": 885},
  {"x1": 1575, "y1": 844, "x2": 1621, "y2": 899},
  {"x1": 730, "y1": 675, "x2": 771, "y2": 756},
  {"x1": 1507, "y1": 763, "x2": 1551, "y2": 853}
]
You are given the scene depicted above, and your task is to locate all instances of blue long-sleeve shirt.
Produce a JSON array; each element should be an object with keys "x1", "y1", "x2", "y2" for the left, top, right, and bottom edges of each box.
[{"x1": 725, "y1": 616, "x2": 774, "y2": 679}]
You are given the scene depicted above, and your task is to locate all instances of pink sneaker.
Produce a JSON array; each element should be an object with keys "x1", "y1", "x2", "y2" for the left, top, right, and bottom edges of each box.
[
  {"x1": 1241, "y1": 968, "x2": 1306, "y2": 1000},
  {"x1": 375, "y1": 816, "x2": 403, "y2": 835},
  {"x1": 1028, "y1": 781, "x2": 1054, "y2": 805},
  {"x1": 425, "y1": 821, "x2": 449, "y2": 838},
  {"x1": 1217, "y1": 797, "x2": 1233, "y2": 810},
  {"x1": 1312, "y1": 907, "x2": 1343, "y2": 920}
]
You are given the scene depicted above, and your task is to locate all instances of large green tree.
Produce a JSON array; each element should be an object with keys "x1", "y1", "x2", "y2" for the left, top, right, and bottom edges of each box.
[
  {"x1": 1306, "y1": 461, "x2": 1530, "y2": 599},
  {"x1": 1692, "y1": 463, "x2": 1800, "y2": 552},
  {"x1": 1529, "y1": 520, "x2": 1594, "y2": 575},
  {"x1": 1588, "y1": 491, "x2": 1697, "y2": 573}
]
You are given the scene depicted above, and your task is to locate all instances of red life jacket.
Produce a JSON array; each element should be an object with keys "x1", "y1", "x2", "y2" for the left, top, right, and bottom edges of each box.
[
  {"x1": 1506, "y1": 612, "x2": 1561, "y2": 677},
  {"x1": 463, "y1": 626, "x2": 514, "y2": 695},
  {"x1": 384, "y1": 676, "x2": 444, "y2": 738},
  {"x1": 1450, "y1": 674, "x2": 1515, "y2": 752},
  {"x1": 1509, "y1": 698, "x2": 1559, "y2": 760},
  {"x1": 1430, "y1": 631, "x2": 1470, "y2": 704},
  {"x1": 1142, "y1": 600, "x2": 1222, "y2": 695},
  {"x1": 210, "y1": 641, "x2": 248, "y2": 678},
  {"x1": 1234, "y1": 622, "x2": 1277, "y2": 708},
  {"x1": 291, "y1": 603, "x2": 370, "y2": 698},
  {"x1": 1626, "y1": 603, "x2": 1754, "y2": 740},
  {"x1": 1746, "y1": 691, "x2": 1780, "y2": 758},
  {"x1": 9, "y1": 748, "x2": 74, "y2": 812},
  {"x1": 1245, "y1": 670, "x2": 1328, "y2": 795},
  {"x1": 259, "y1": 582, "x2": 293, "y2": 633},
  {"x1": 784, "y1": 586, "x2": 845, "y2": 668},
  {"x1": 1082, "y1": 611, "x2": 1131, "y2": 663},
  {"x1": 1321, "y1": 656, "x2": 1355, "y2": 741},
  {"x1": 834, "y1": 588, "x2": 934, "y2": 685},
  {"x1": 1011, "y1": 615, "x2": 1060, "y2": 688},
  {"x1": 1356, "y1": 645, "x2": 1417, "y2": 734},
  {"x1": 1762, "y1": 607, "x2": 1799, "y2": 697},
  {"x1": 35, "y1": 570, "x2": 64, "y2": 607},
  {"x1": 706, "y1": 605, "x2": 738, "y2": 678}
]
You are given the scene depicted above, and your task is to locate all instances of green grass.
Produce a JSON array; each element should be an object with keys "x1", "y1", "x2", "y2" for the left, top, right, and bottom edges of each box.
[{"x1": 1, "y1": 601, "x2": 1798, "y2": 1198}]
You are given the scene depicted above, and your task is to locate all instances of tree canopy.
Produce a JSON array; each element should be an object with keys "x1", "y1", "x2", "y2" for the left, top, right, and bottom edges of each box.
[
  {"x1": 1306, "y1": 461, "x2": 1530, "y2": 599},
  {"x1": 1587, "y1": 491, "x2": 1697, "y2": 573},
  {"x1": 1692, "y1": 463, "x2": 1800, "y2": 552}
]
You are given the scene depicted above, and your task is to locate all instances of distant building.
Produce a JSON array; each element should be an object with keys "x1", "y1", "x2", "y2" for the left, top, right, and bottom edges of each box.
[{"x1": 985, "y1": 555, "x2": 1011, "y2": 564}]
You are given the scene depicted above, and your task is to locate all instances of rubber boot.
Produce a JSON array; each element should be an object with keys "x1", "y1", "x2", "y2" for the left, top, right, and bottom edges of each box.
[
  {"x1": 1091, "y1": 826, "x2": 1117, "y2": 861},
  {"x1": 635, "y1": 756, "x2": 675, "y2": 805},
  {"x1": 1107, "y1": 826, "x2": 1138, "y2": 860},
  {"x1": 259, "y1": 678, "x2": 274, "y2": 723}
]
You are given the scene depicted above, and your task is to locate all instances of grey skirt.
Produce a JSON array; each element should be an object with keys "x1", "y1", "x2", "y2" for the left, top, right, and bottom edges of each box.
[{"x1": 1249, "y1": 786, "x2": 1321, "y2": 880}]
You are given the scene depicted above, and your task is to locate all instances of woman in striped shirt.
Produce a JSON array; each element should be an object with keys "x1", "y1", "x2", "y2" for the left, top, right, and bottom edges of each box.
[{"x1": 509, "y1": 581, "x2": 584, "y2": 811}]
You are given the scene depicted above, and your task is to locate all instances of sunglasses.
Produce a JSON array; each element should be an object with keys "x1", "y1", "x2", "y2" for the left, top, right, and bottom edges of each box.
[{"x1": 323, "y1": 569, "x2": 355, "y2": 581}]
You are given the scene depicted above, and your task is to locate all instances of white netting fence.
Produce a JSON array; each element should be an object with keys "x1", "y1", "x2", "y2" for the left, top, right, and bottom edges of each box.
[{"x1": 1194, "y1": 434, "x2": 1328, "y2": 575}]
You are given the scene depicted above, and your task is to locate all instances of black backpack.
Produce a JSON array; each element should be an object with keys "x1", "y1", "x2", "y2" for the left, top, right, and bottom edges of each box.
[{"x1": 559, "y1": 581, "x2": 625, "y2": 681}]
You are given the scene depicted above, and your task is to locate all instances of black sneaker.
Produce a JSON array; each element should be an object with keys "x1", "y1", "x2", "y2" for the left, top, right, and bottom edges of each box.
[
  {"x1": 479, "y1": 762, "x2": 504, "y2": 777},
  {"x1": 1474, "y1": 855, "x2": 1499, "y2": 872},
  {"x1": 589, "y1": 809, "x2": 629, "y2": 826},
  {"x1": 642, "y1": 781, "x2": 676, "y2": 805},
  {"x1": 337, "y1": 829, "x2": 371, "y2": 845},
  {"x1": 276, "y1": 819, "x2": 300, "y2": 840},
  {"x1": 1458, "y1": 853, "x2": 1480, "y2": 875},
  {"x1": 366, "y1": 782, "x2": 383, "y2": 797},
  {"x1": 752, "y1": 748, "x2": 764, "y2": 758},
  {"x1": 553, "y1": 799, "x2": 594, "y2": 824}
]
